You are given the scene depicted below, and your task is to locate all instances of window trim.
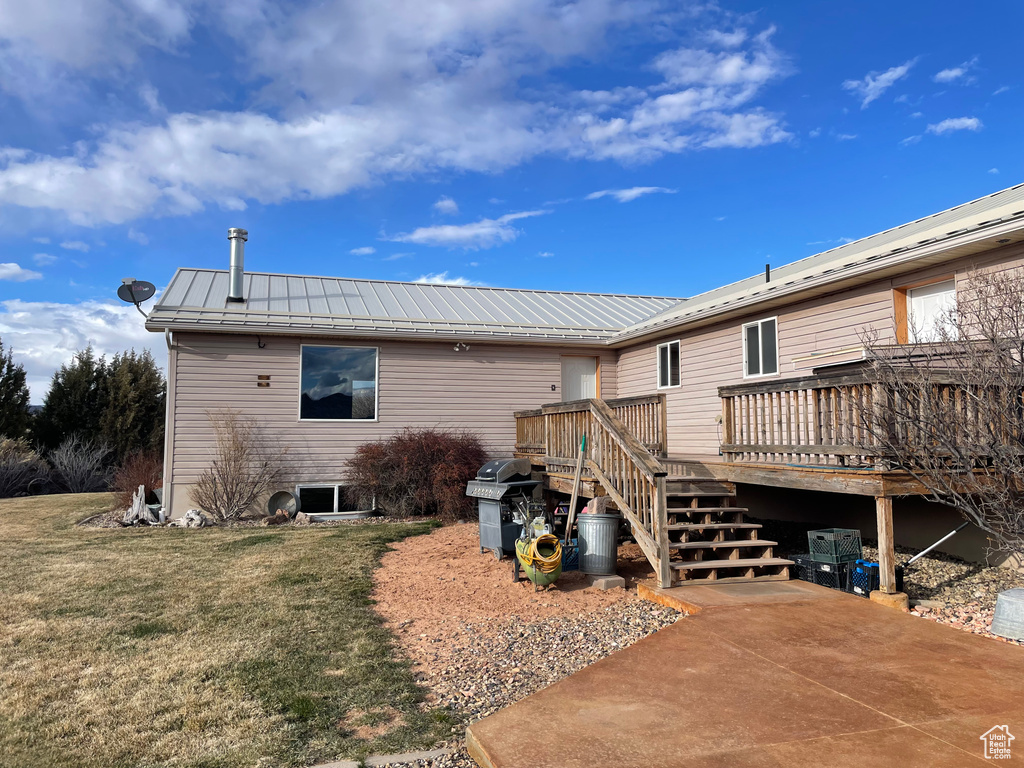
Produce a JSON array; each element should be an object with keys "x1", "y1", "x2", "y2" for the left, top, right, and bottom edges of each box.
[
  {"x1": 656, "y1": 340, "x2": 681, "y2": 390},
  {"x1": 893, "y1": 276, "x2": 956, "y2": 345},
  {"x1": 298, "y1": 343, "x2": 381, "y2": 423},
  {"x1": 295, "y1": 483, "x2": 341, "y2": 514},
  {"x1": 741, "y1": 316, "x2": 780, "y2": 379}
]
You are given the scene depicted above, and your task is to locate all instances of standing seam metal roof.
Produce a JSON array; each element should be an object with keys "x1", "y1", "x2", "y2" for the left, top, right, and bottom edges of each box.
[{"x1": 148, "y1": 269, "x2": 685, "y2": 341}]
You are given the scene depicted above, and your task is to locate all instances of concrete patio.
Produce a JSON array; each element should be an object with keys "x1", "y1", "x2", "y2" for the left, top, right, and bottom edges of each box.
[{"x1": 466, "y1": 582, "x2": 1024, "y2": 767}]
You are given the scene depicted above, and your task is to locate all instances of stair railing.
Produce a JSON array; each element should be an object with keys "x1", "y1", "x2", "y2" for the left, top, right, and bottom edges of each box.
[{"x1": 585, "y1": 400, "x2": 672, "y2": 588}]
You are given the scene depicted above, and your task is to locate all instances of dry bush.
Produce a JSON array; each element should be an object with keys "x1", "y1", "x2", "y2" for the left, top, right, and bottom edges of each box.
[
  {"x1": 344, "y1": 428, "x2": 486, "y2": 521},
  {"x1": 50, "y1": 435, "x2": 110, "y2": 493},
  {"x1": 0, "y1": 438, "x2": 49, "y2": 498},
  {"x1": 860, "y1": 268, "x2": 1024, "y2": 557},
  {"x1": 190, "y1": 408, "x2": 286, "y2": 521},
  {"x1": 111, "y1": 451, "x2": 163, "y2": 509}
]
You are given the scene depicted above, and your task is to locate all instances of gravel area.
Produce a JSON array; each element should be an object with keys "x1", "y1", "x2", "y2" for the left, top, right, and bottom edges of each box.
[
  {"x1": 756, "y1": 516, "x2": 1024, "y2": 646},
  {"x1": 371, "y1": 523, "x2": 683, "y2": 768}
]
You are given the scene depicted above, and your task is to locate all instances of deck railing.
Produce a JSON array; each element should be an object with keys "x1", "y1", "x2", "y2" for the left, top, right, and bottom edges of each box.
[
  {"x1": 513, "y1": 394, "x2": 671, "y2": 586},
  {"x1": 718, "y1": 371, "x2": 997, "y2": 468},
  {"x1": 514, "y1": 393, "x2": 667, "y2": 462}
]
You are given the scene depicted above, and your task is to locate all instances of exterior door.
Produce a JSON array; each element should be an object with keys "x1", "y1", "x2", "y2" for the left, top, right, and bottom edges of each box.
[{"x1": 561, "y1": 356, "x2": 599, "y2": 401}]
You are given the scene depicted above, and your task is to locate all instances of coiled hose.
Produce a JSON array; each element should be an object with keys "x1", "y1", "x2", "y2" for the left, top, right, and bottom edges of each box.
[{"x1": 517, "y1": 533, "x2": 563, "y2": 574}]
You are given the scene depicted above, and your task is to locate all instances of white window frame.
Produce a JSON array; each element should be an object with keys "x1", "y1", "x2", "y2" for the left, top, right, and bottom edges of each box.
[
  {"x1": 742, "y1": 317, "x2": 779, "y2": 379},
  {"x1": 656, "y1": 340, "x2": 681, "y2": 389},
  {"x1": 298, "y1": 344, "x2": 380, "y2": 422},
  {"x1": 295, "y1": 483, "x2": 343, "y2": 514}
]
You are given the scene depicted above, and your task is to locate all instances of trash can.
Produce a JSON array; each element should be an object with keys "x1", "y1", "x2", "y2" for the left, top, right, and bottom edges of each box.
[
  {"x1": 991, "y1": 588, "x2": 1024, "y2": 641},
  {"x1": 577, "y1": 513, "x2": 619, "y2": 575}
]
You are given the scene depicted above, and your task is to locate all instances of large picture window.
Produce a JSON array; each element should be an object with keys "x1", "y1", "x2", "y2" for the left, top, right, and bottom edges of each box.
[
  {"x1": 300, "y1": 346, "x2": 378, "y2": 420},
  {"x1": 742, "y1": 317, "x2": 778, "y2": 377},
  {"x1": 657, "y1": 340, "x2": 680, "y2": 389}
]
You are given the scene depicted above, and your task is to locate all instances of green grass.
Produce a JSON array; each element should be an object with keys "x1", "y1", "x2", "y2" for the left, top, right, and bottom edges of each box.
[{"x1": 0, "y1": 494, "x2": 446, "y2": 768}]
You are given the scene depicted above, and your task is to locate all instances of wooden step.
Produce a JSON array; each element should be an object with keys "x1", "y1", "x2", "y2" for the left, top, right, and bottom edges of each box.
[
  {"x1": 670, "y1": 539, "x2": 778, "y2": 551},
  {"x1": 666, "y1": 506, "x2": 749, "y2": 514},
  {"x1": 666, "y1": 522, "x2": 762, "y2": 532},
  {"x1": 665, "y1": 479, "x2": 736, "y2": 497},
  {"x1": 671, "y1": 557, "x2": 793, "y2": 572},
  {"x1": 671, "y1": 573, "x2": 792, "y2": 586}
]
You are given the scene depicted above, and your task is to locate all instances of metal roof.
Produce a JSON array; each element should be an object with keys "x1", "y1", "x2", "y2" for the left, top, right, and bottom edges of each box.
[
  {"x1": 147, "y1": 270, "x2": 685, "y2": 343},
  {"x1": 617, "y1": 182, "x2": 1024, "y2": 341}
]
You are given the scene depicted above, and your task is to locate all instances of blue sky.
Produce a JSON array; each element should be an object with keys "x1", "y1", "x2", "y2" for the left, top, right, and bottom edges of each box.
[{"x1": 0, "y1": 0, "x2": 1020, "y2": 401}]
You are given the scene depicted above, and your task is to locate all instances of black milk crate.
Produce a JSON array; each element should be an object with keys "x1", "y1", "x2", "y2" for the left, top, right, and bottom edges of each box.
[
  {"x1": 790, "y1": 554, "x2": 815, "y2": 582},
  {"x1": 812, "y1": 560, "x2": 849, "y2": 591},
  {"x1": 808, "y1": 528, "x2": 862, "y2": 564}
]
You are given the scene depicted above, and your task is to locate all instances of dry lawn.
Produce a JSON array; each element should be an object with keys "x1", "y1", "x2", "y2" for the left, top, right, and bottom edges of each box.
[{"x1": 0, "y1": 494, "x2": 449, "y2": 768}]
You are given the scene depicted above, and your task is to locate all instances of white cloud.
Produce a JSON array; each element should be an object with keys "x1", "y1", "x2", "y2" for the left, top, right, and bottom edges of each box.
[
  {"x1": 926, "y1": 116, "x2": 983, "y2": 135},
  {"x1": 0, "y1": 6, "x2": 800, "y2": 224},
  {"x1": 989, "y1": 168, "x2": 1000, "y2": 174},
  {"x1": 32, "y1": 252, "x2": 56, "y2": 265},
  {"x1": 714, "y1": 215, "x2": 726, "y2": 222},
  {"x1": 59, "y1": 240, "x2": 90, "y2": 252},
  {"x1": 349, "y1": 246, "x2": 376, "y2": 255},
  {"x1": 835, "y1": 133, "x2": 858, "y2": 141},
  {"x1": 391, "y1": 210, "x2": 548, "y2": 249},
  {"x1": 413, "y1": 272, "x2": 483, "y2": 286},
  {"x1": 808, "y1": 127, "x2": 821, "y2": 138},
  {"x1": 0, "y1": 297, "x2": 162, "y2": 402},
  {"x1": 933, "y1": 57, "x2": 978, "y2": 84},
  {"x1": 994, "y1": 86, "x2": 1011, "y2": 96},
  {"x1": 586, "y1": 186, "x2": 677, "y2": 203},
  {"x1": 433, "y1": 196, "x2": 459, "y2": 215},
  {"x1": 842, "y1": 59, "x2": 917, "y2": 108},
  {"x1": 807, "y1": 237, "x2": 854, "y2": 246},
  {"x1": 382, "y1": 252, "x2": 413, "y2": 261},
  {"x1": 537, "y1": 251, "x2": 555, "y2": 258},
  {"x1": 900, "y1": 135, "x2": 922, "y2": 146},
  {"x1": 127, "y1": 227, "x2": 149, "y2": 245},
  {"x1": 32, "y1": 236, "x2": 50, "y2": 244},
  {"x1": 0, "y1": 263, "x2": 43, "y2": 281}
]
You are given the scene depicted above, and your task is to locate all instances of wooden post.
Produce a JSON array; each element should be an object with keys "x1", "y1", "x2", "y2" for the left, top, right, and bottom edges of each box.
[
  {"x1": 876, "y1": 495, "x2": 896, "y2": 593},
  {"x1": 654, "y1": 476, "x2": 672, "y2": 589}
]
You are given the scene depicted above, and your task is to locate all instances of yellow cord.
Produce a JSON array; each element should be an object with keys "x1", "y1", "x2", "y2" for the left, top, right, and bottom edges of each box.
[{"x1": 517, "y1": 533, "x2": 563, "y2": 574}]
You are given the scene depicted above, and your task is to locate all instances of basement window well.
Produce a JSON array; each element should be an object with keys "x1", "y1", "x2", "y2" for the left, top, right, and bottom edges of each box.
[{"x1": 295, "y1": 484, "x2": 363, "y2": 514}]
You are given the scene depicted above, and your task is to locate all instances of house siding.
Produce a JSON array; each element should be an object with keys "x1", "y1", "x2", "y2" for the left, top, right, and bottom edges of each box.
[
  {"x1": 165, "y1": 333, "x2": 615, "y2": 516},
  {"x1": 616, "y1": 243, "x2": 1024, "y2": 458}
]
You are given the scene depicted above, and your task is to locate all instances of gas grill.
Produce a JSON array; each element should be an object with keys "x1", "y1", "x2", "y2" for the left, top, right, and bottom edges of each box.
[{"x1": 466, "y1": 458, "x2": 540, "y2": 559}]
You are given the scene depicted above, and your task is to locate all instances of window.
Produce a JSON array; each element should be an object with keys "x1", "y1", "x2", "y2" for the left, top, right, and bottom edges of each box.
[
  {"x1": 300, "y1": 345, "x2": 378, "y2": 420},
  {"x1": 743, "y1": 317, "x2": 778, "y2": 377},
  {"x1": 657, "y1": 341, "x2": 680, "y2": 388},
  {"x1": 296, "y1": 484, "x2": 362, "y2": 513},
  {"x1": 907, "y1": 279, "x2": 956, "y2": 343}
]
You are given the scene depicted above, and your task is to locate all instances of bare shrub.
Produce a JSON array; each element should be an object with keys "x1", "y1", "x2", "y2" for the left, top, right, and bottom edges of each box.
[
  {"x1": 189, "y1": 408, "x2": 286, "y2": 521},
  {"x1": 112, "y1": 451, "x2": 163, "y2": 510},
  {"x1": 50, "y1": 435, "x2": 110, "y2": 493},
  {"x1": 859, "y1": 268, "x2": 1024, "y2": 557},
  {"x1": 344, "y1": 428, "x2": 487, "y2": 521},
  {"x1": 0, "y1": 438, "x2": 48, "y2": 498}
]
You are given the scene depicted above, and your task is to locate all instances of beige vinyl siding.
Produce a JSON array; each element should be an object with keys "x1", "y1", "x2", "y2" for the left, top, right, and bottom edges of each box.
[
  {"x1": 166, "y1": 333, "x2": 615, "y2": 516},
  {"x1": 616, "y1": 242, "x2": 1024, "y2": 459}
]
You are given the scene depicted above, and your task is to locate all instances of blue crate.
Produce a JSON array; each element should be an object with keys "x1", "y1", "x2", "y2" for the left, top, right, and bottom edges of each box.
[
  {"x1": 848, "y1": 559, "x2": 879, "y2": 597},
  {"x1": 561, "y1": 538, "x2": 579, "y2": 572}
]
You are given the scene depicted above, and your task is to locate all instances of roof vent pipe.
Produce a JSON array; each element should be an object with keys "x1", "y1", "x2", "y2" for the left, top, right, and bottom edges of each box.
[
  {"x1": 765, "y1": 263, "x2": 771, "y2": 283},
  {"x1": 227, "y1": 228, "x2": 248, "y2": 303}
]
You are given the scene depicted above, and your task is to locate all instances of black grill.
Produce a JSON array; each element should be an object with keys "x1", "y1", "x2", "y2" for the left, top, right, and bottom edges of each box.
[{"x1": 466, "y1": 459, "x2": 539, "y2": 559}]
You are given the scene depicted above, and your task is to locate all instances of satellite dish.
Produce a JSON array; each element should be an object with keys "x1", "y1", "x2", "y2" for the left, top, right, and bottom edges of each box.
[{"x1": 117, "y1": 279, "x2": 156, "y2": 305}]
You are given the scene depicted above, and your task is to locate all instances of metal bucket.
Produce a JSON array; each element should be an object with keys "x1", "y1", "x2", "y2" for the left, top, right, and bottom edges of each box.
[
  {"x1": 991, "y1": 588, "x2": 1024, "y2": 641},
  {"x1": 267, "y1": 491, "x2": 300, "y2": 519},
  {"x1": 577, "y1": 513, "x2": 620, "y2": 575}
]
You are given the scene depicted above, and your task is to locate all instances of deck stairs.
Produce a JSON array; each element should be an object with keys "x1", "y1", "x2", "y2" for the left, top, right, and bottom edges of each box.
[{"x1": 662, "y1": 478, "x2": 793, "y2": 585}]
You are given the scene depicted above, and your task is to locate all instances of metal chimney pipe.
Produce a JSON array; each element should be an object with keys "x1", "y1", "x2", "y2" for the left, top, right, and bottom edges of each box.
[{"x1": 227, "y1": 228, "x2": 248, "y2": 303}]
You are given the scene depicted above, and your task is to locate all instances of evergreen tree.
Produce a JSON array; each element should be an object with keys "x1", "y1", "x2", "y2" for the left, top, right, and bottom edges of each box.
[
  {"x1": 100, "y1": 349, "x2": 166, "y2": 464},
  {"x1": 34, "y1": 347, "x2": 108, "y2": 451},
  {"x1": 0, "y1": 337, "x2": 31, "y2": 439}
]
